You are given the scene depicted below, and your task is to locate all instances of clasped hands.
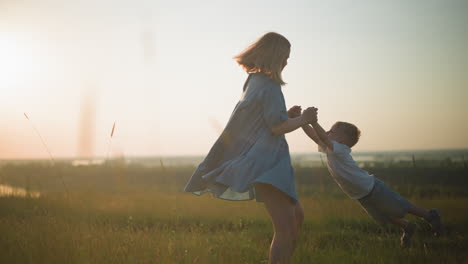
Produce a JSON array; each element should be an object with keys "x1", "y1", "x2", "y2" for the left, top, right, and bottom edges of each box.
[{"x1": 287, "y1": 105, "x2": 318, "y2": 124}]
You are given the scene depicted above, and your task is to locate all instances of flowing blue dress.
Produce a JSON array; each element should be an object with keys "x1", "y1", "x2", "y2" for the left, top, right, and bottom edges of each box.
[{"x1": 184, "y1": 73, "x2": 298, "y2": 202}]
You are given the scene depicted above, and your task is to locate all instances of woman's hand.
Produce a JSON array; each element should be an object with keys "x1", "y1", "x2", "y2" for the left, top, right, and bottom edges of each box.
[{"x1": 287, "y1": 105, "x2": 302, "y2": 118}]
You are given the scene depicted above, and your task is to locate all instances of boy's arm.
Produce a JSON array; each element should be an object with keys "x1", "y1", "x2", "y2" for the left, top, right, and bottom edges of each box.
[
  {"x1": 288, "y1": 106, "x2": 325, "y2": 147},
  {"x1": 288, "y1": 105, "x2": 321, "y2": 144},
  {"x1": 301, "y1": 124, "x2": 322, "y2": 145},
  {"x1": 311, "y1": 121, "x2": 334, "y2": 151},
  {"x1": 271, "y1": 107, "x2": 317, "y2": 136}
]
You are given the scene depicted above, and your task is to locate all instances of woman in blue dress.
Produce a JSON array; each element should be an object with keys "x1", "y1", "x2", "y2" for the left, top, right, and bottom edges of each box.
[{"x1": 184, "y1": 32, "x2": 317, "y2": 264}]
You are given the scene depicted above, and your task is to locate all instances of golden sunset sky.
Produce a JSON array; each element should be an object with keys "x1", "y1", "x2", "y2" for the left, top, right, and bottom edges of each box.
[{"x1": 1, "y1": 0, "x2": 467, "y2": 159}]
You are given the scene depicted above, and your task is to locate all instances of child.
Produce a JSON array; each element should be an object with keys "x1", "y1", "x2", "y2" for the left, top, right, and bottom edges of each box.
[{"x1": 291, "y1": 107, "x2": 444, "y2": 247}]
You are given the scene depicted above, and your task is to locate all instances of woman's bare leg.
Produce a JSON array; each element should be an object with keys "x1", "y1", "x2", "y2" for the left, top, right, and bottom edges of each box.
[
  {"x1": 256, "y1": 183, "x2": 299, "y2": 264},
  {"x1": 293, "y1": 202, "x2": 304, "y2": 248}
]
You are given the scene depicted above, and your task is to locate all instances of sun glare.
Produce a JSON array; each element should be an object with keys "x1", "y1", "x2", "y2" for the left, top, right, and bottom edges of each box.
[{"x1": 0, "y1": 35, "x2": 36, "y2": 91}]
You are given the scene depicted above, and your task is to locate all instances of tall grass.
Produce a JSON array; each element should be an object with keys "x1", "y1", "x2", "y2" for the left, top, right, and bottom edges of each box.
[{"x1": 0, "y1": 163, "x2": 467, "y2": 263}]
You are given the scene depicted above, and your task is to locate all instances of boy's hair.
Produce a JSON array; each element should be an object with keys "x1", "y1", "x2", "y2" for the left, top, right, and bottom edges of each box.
[
  {"x1": 234, "y1": 32, "x2": 290, "y2": 86},
  {"x1": 334, "y1": 121, "x2": 361, "y2": 147}
]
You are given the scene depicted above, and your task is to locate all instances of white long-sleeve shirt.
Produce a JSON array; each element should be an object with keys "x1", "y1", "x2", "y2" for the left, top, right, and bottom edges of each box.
[{"x1": 319, "y1": 140, "x2": 375, "y2": 200}]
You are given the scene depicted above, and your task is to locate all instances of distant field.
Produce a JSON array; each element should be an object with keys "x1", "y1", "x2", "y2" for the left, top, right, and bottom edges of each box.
[{"x1": 0, "y1": 162, "x2": 467, "y2": 263}]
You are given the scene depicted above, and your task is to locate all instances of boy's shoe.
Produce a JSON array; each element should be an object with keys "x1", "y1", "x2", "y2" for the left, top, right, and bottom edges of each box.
[
  {"x1": 426, "y1": 209, "x2": 444, "y2": 236},
  {"x1": 400, "y1": 222, "x2": 417, "y2": 248}
]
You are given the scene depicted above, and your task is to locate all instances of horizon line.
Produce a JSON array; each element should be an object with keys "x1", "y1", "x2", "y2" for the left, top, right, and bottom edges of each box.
[{"x1": 1, "y1": 147, "x2": 468, "y2": 161}]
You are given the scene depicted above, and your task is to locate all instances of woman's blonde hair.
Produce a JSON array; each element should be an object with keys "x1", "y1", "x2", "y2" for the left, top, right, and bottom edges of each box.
[{"x1": 234, "y1": 32, "x2": 291, "y2": 85}]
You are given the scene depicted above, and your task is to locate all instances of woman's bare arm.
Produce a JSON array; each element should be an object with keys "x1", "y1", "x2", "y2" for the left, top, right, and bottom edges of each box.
[
  {"x1": 271, "y1": 116, "x2": 309, "y2": 135},
  {"x1": 271, "y1": 107, "x2": 317, "y2": 136}
]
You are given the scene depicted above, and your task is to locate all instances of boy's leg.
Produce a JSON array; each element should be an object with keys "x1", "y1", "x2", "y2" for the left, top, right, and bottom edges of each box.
[
  {"x1": 407, "y1": 203, "x2": 429, "y2": 218},
  {"x1": 407, "y1": 203, "x2": 444, "y2": 235},
  {"x1": 391, "y1": 218, "x2": 417, "y2": 248},
  {"x1": 390, "y1": 218, "x2": 409, "y2": 229},
  {"x1": 426, "y1": 209, "x2": 444, "y2": 235}
]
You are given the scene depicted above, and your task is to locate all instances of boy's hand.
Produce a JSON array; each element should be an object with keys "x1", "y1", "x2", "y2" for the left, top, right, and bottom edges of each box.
[
  {"x1": 288, "y1": 105, "x2": 302, "y2": 118},
  {"x1": 302, "y1": 107, "x2": 318, "y2": 123}
]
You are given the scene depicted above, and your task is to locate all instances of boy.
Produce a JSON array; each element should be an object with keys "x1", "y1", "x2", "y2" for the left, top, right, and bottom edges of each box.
[{"x1": 291, "y1": 107, "x2": 443, "y2": 247}]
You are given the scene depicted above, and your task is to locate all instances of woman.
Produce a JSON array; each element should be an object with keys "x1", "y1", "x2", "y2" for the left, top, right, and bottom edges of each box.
[{"x1": 184, "y1": 32, "x2": 317, "y2": 264}]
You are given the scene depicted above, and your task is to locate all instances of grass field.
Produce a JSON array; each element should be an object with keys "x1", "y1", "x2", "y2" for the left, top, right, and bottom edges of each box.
[{"x1": 0, "y1": 162, "x2": 467, "y2": 263}]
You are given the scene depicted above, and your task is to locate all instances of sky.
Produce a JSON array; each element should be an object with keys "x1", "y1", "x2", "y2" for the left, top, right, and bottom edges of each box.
[{"x1": 0, "y1": 0, "x2": 467, "y2": 159}]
